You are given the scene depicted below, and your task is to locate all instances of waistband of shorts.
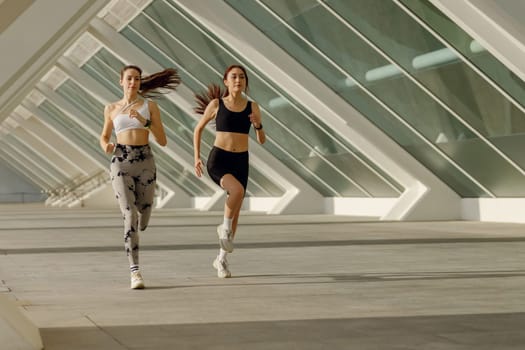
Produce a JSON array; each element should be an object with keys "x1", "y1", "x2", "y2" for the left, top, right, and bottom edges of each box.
[{"x1": 212, "y1": 146, "x2": 248, "y2": 155}]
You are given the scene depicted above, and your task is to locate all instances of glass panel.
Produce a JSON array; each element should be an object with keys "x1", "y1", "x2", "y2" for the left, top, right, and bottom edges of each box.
[
  {"x1": 349, "y1": 88, "x2": 487, "y2": 196},
  {"x1": 399, "y1": 0, "x2": 525, "y2": 109},
  {"x1": 323, "y1": 0, "x2": 525, "y2": 192},
  {"x1": 398, "y1": 0, "x2": 525, "y2": 175},
  {"x1": 326, "y1": 0, "x2": 523, "y2": 138},
  {"x1": 227, "y1": 0, "x2": 525, "y2": 196}
]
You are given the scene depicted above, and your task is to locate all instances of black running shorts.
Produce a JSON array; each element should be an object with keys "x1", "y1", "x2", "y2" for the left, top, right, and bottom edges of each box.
[{"x1": 206, "y1": 146, "x2": 249, "y2": 191}]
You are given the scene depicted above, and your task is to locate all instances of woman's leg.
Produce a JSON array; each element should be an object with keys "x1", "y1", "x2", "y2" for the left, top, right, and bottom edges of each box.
[
  {"x1": 221, "y1": 174, "x2": 244, "y2": 236},
  {"x1": 220, "y1": 174, "x2": 244, "y2": 221},
  {"x1": 213, "y1": 174, "x2": 244, "y2": 255},
  {"x1": 231, "y1": 203, "x2": 242, "y2": 239},
  {"x1": 136, "y1": 157, "x2": 157, "y2": 231},
  {"x1": 213, "y1": 175, "x2": 245, "y2": 278},
  {"x1": 110, "y1": 163, "x2": 140, "y2": 272}
]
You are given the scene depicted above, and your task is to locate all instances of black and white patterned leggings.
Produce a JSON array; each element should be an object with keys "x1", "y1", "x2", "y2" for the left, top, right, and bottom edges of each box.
[{"x1": 110, "y1": 144, "x2": 156, "y2": 271}]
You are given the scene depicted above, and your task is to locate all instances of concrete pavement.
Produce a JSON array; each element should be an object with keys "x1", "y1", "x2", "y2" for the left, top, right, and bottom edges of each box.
[{"x1": 1, "y1": 204, "x2": 525, "y2": 349}]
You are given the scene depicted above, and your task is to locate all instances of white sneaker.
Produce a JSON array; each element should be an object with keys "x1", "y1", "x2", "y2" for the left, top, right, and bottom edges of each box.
[
  {"x1": 130, "y1": 271, "x2": 145, "y2": 289},
  {"x1": 216, "y1": 225, "x2": 234, "y2": 253},
  {"x1": 213, "y1": 257, "x2": 231, "y2": 278}
]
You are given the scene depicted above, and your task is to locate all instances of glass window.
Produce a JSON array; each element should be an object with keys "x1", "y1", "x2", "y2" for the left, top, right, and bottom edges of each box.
[{"x1": 226, "y1": 0, "x2": 525, "y2": 196}]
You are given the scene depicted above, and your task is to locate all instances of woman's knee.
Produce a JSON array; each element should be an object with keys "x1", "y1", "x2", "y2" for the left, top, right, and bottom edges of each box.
[
  {"x1": 231, "y1": 183, "x2": 245, "y2": 195},
  {"x1": 221, "y1": 175, "x2": 243, "y2": 193},
  {"x1": 123, "y1": 208, "x2": 138, "y2": 223}
]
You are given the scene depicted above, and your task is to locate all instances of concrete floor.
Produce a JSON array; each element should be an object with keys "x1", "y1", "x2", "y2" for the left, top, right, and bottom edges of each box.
[{"x1": 1, "y1": 204, "x2": 525, "y2": 349}]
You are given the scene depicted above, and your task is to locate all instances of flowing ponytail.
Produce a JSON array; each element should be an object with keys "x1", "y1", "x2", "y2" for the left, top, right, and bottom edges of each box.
[
  {"x1": 120, "y1": 65, "x2": 181, "y2": 98},
  {"x1": 193, "y1": 83, "x2": 226, "y2": 115}
]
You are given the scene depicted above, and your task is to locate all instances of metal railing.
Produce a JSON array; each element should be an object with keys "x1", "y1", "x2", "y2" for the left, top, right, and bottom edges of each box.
[{"x1": 44, "y1": 170, "x2": 109, "y2": 207}]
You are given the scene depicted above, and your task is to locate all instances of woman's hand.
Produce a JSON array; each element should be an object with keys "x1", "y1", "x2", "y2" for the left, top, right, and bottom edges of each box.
[
  {"x1": 105, "y1": 142, "x2": 115, "y2": 154},
  {"x1": 194, "y1": 159, "x2": 204, "y2": 177},
  {"x1": 250, "y1": 102, "x2": 265, "y2": 144},
  {"x1": 249, "y1": 113, "x2": 261, "y2": 129},
  {"x1": 129, "y1": 108, "x2": 147, "y2": 126}
]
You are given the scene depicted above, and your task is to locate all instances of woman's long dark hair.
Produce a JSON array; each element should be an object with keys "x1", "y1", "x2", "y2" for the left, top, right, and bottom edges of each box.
[
  {"x1": 120, "y1": 65, "x2": 181, "y2": 98},
  {"x1": 193, "y1": 83, "x2": 226, "y2": 115},
  {"x1": 193, "y1": 64, "x2": 249, "y2": 114}
]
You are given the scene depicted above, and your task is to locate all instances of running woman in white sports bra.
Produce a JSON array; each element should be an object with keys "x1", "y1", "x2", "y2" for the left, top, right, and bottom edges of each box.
[{"x1": 99, "y1": 65, "x2": 180, "y2": 289}]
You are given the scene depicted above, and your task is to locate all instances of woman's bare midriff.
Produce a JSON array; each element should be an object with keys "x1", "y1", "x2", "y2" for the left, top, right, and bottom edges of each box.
[
  {"x1": 116, "y1": 129, "x2": 150, "y2": 146},
  {"x1": 214, "y1": 131, "x2": 249, "y2": 152}
]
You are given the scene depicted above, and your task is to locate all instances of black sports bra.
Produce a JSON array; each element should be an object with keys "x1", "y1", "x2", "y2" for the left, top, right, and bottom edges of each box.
[{"x1": 215, "y1": 98, "x2": 252, "y2": 134}]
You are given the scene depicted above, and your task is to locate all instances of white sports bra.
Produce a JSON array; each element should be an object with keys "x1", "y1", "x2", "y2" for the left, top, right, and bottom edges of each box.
[{"x1": 112, "y1": 100, "x2": 151, "y2": 135}]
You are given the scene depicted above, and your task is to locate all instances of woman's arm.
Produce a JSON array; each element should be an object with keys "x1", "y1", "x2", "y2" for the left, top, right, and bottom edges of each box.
[
  {"x1": 100, "y1": 105, "x2": 115, "y2": 154},
  {"x1": 250, "y1": 102, "x2": 266, "y2": 145},
  {"x1": 146, "y1": 101, "x2": 167, "y2": 146},
  {"x1": 193, "y1": 98, "x2": 219, "y2": 177}
]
